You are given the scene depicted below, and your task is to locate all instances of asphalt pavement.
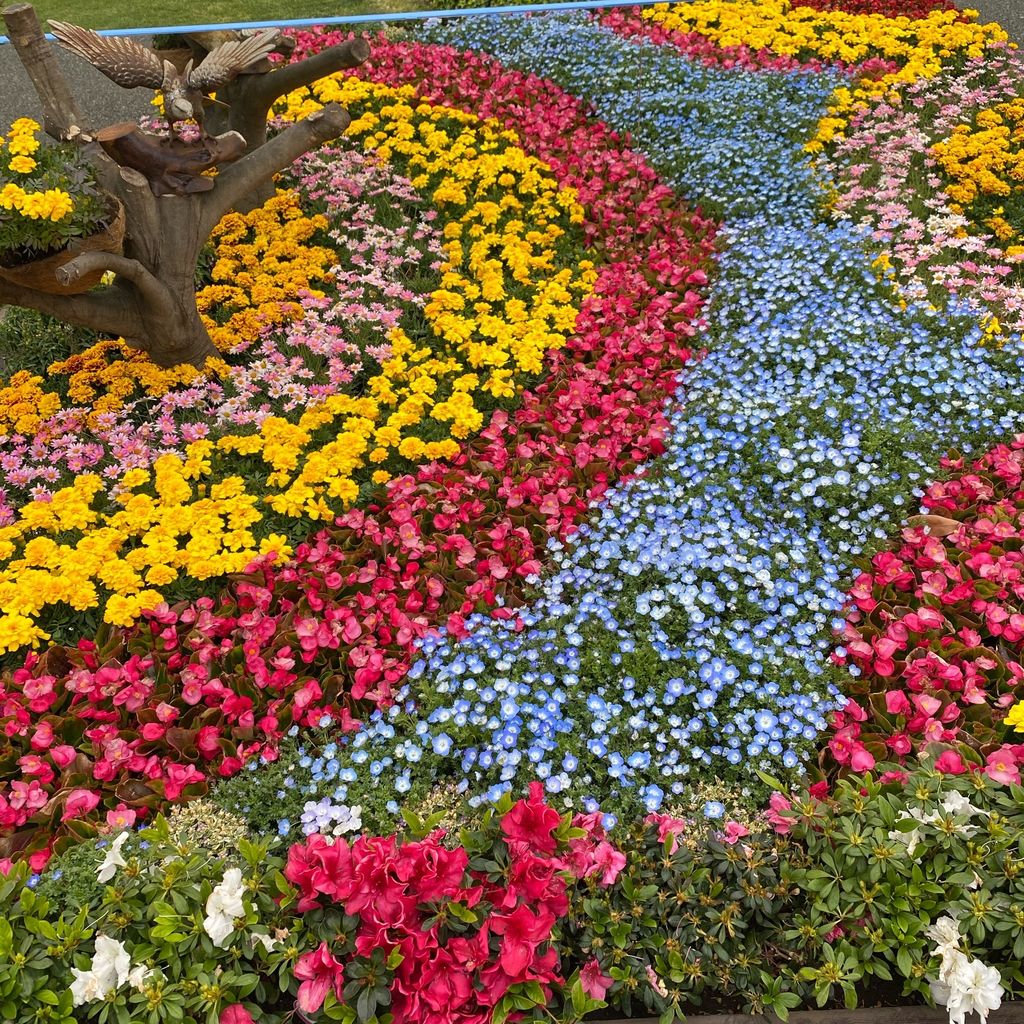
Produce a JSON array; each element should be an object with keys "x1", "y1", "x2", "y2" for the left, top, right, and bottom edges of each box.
[
  {"x1": 969, "y1": 0, "x2": 1024, "y2": 42},
  {"x1": 0, "y1": 33, "x2": 155, "y2": 133}
]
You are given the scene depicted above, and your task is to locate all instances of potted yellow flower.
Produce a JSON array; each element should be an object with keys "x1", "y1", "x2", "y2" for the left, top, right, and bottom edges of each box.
[{"x1": 0, "y1": 117, "x2": 124, "y2": 294}]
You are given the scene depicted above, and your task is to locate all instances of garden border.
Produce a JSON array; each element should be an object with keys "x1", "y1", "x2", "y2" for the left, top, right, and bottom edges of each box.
[{"x1": 605, "y1": 1004, "x2": 1024, "y2": 1024}]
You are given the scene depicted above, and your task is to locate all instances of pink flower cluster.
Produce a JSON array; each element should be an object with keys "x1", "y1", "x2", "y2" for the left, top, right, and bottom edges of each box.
[
  {"x1": 828, "y1": 436, "x2": 1024, "y2": 781},
  {"x1": 285, "y1": 783, "x2": 622, "y2": 1023},
  {"x1": 819, "y1": 45, "x2": 1024, "y2": 334},
  {"x1": 0, "y1": 38, "x2": 715, "y2": 864}
]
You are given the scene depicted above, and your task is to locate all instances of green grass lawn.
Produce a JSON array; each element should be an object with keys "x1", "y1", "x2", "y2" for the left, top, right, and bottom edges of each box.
[{"x1": 27, "y1": 0, "x2": 430, "y2": 31}]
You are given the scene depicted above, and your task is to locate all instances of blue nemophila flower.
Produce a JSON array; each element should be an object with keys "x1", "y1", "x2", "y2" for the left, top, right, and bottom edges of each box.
[{"x1": 232, "y1": 12, "x2": 1024, "y2": 832}]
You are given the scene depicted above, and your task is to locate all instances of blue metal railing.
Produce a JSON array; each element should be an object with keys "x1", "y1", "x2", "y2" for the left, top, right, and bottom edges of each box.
[{"x1": 0, "y1": 0, "x2": 661, "y2": 45}]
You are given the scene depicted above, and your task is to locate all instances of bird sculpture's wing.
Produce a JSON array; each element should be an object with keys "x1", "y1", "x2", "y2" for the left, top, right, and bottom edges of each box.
[
  {"x1": 187, "y1": 30, "x2": 278, "y2": 90},
  {"x1": 49, "y1": 22, "x2": 168, "y2": 90}
]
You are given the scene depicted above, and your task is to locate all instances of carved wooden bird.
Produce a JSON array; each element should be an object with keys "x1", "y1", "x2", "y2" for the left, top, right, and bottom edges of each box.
[{"x1": 49, "y1": 23, "x2": 279, "y2": 135}]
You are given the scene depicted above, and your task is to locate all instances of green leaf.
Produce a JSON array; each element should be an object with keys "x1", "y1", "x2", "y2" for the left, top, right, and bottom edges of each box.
[
  {"x1": 896, "y1": 946, "x2": 913, "y2": 978},
  {"x1": 571, "y1": 979, "x2": 586, "y2": 1016},
  {"x1": 756, "y1": 770, "x2": 789, "y2": 793}
]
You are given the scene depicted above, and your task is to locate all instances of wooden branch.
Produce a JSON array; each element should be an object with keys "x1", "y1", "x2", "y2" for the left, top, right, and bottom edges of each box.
[
  {"x1": 96, "y1": 123, "x2": 247, "y2": 197},
  {"x1": 81, "y1": 141, "x2": 124, "y2": 195},
  {"x1": 0, "y1": 275, "x2": 137, "y2": 337},
  {"x1": 2, "y1": 3, "x2": 83, "y2": 139},
  {"x1": 55, "y1": 251, "x2": 176, "y2": 326},
  {"x1": 117, "y1": 167, "x2": 162, "y2": 267},
  {"x1": 251, "y1": 38, "x2": 370, "y2": 107},
  {"x1": 199, "y1": 103, "x2": 350, "y2": 235}
]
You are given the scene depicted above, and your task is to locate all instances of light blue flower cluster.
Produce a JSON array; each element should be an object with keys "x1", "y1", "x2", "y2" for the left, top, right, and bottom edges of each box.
[{"x1": 222, "y1": 13, "x2": 1024, "y2": 833}]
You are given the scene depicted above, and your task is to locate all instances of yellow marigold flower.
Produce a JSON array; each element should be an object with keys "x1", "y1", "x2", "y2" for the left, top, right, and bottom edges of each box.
[
  {"x1": 6, "y1": 154, "x2": 36, "y2": 174},
  {"x1": 0, "y1": 78, "x2": 595, "y2": 653},
  {"x1": 0, "y1": 182, "x2": 26, "y2": 211}
]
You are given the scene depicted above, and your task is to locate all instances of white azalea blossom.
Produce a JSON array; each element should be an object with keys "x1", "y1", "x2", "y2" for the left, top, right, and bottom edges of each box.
[
  {"x1": 926, "y1": 914, "x2": 1003, "y2": 1024},
  {"x1": 252, "y1": 932, "x2": 280, "y2": 954},
  {"x1": 940, "y1": 792, "x2": 987, "y2": 820},
  {"x1": 931, "y1": 951, "x2": 1003, "y2": 1024},
  {"x1": 127, "y1": 964, "x2": 152, "y2": 990},
  {"x1": 204, "y1": 867, "x2": 247, "y2": 948},
  {"x1": 926, "y1": 915, "x2": 962, "y2": 959},
  {"x1": 96, "y1": 831, "x2": 130, "y2": 884},
  {"x1": 69, "y1": 935, "x2": 131, "y2": 1006},
  {"x1": 70, "y1": 969, "x2": 105, "y2": 1007},
  {"x1": 888, "y1": 805, "x2": 940, "y2": 856}
]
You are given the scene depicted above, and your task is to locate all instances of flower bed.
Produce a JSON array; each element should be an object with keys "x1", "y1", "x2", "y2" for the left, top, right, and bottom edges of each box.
[
  {"x1": 3, "y1": 2, "x2": 1024, "y2": 1023},
  {"x1": 0, "y1": 36, "x2": 715, "y2": 863},
  {"x1": 817, "y1": 44, "x2": 1024, "y2": 337},
  {"x1": 0, "y1": 88, "x2": 594, "y2": 652}
]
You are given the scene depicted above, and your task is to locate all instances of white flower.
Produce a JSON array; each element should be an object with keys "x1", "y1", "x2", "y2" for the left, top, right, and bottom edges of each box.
[
  {"x1": 127, "y1": 964, "x2": 152, "y2": 990},
  {"x1": 888, "y1": 805, "x2": 940, "y2": 856},
  {"x1": 204, "y1": 867, "x2": 246, "y2": 948},
  {"x1": 251, "y1": 932, "x2": 279, "y2": 954},
  {"x1": 91, "y1": 935, "x2": 130, "y2": 990},
  {"x1": 331, "y1": 804, "x2": 362, "y2": 836},
  {"x1": 932, "y1": 951, "x2": 1003, "y2": 1024},
  {"x1": 926, "y1": 915, "x2": 962, "y2": 959},
  {"x1": 70, "y1": 968, "x2": 105, "y2": 1006},
  {"x1": 940, "y1": 792, "x2": 986, "y2": 820},
  {"x1": 96, "y1": 831, "x2": 130, "y2": 884},
  {"x1": 70, "y1": 935, "x2": 131, "y2": 1006}
]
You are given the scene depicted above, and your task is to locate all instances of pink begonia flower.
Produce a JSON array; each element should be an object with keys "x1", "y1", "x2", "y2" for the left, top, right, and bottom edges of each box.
[
  {"x1": 62, "y1": 789, "x2": 101, "y2": 822},
  {"x1": 885, "y1": 690, "x2": 912, "y2": 715},
  {"x1": 50, "y1": 745, "x2": 78, "y2": 769},
  {"x1": 106, "y1": 806, "x2": 137, "y2": 829},
  {"x1": 850, "y1": 745, "x2": 876, "y2": 772},
  {"x1": 984, "y1": 746, "x2": 1022, "y2": 786},
  {"x1": 935, "y1": 751, "x2": 967, "y2": 775},
  {"x1": 580, "y1": 959, "x2": 614, "y2": 1001}
]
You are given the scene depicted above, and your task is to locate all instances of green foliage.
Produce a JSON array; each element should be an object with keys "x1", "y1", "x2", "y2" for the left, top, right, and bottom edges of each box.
[
  {"x1": 0, "y1": 864, "x2": 78, "y2": 1024},
  {"x1": 7, "y1": 817, "x2": 311, "y2": 1024},
  {"x1": 554, "y1": 759, "x2": 1024, "y2": 1020},
  {"x1": 787, "y1": 765, "x2": 1024, "y2": 1000},
  {"x1": 0, "y1": 306, "x2": 95, "y2": 383}
]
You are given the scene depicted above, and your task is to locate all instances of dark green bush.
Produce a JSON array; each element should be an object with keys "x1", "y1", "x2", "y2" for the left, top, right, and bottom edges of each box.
[
  {"x1": 557, "y1": 761, "x2": 1024, "y2": 1021},
  {"x1": 0, "y1": 306, "x2": 94, "y2": 382}
]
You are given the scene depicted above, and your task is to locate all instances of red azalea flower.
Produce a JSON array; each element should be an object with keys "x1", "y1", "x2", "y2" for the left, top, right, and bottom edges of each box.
[
  {"x1": 294, "y1": 942, "x2": 345, "y2": 1014},
  {"x1": 490, "y1": 904, "x2": 557, "y2": 978},
  {"x1": 580, "y1": 958, "x2": 614, "y2": 1001},
  {"x1": 501, "y1": 781, "x2": 562, "y2": 853},
  {"x1": 220, "y1": 1006, "x2": 256, "y2": 1024}
]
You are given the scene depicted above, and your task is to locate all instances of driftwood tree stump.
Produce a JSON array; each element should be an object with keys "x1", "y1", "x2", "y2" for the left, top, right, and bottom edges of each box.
[{"x1": 0, "y1": 4, "x2": 370, "y2": 368}]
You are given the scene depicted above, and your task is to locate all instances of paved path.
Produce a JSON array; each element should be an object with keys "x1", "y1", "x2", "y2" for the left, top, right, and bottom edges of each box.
[
  {"x1": 969, "y1": 0, "x2": 1024, "y2": 41},
  {"x1": 0, "y1": 34, "x2": 155, "y2": 132}
]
